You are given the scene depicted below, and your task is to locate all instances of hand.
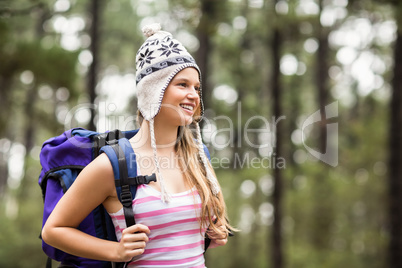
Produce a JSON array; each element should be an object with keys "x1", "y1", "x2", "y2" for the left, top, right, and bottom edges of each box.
[
  {"x1": 206, "y1": 220, "x2": 228, "y2": 249},
  {"x1": 117, "y1": 224, "x2": 150, "y2": 262}
]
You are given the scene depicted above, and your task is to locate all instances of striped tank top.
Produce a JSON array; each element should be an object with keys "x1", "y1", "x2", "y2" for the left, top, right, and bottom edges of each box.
[{"x1": 108, "y1": 183, "x2": 206, "y2": 268}]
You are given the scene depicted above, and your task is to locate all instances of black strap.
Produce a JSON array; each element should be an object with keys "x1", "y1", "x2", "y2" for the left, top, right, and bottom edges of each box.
[
  {"x1": 110, "y1": 143, "x2": 136, "y2": 227},
  {"x1": 109, "y1": 142, "x2": 157, "y2": 268},
  {"x1": 114, "y1": 174, "x2": 156, "y2": 187}
]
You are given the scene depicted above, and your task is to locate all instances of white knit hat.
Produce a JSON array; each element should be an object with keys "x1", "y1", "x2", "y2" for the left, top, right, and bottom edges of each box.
[
  {"x1": 136, "y1": 23, "x2": 203, "y2": 120},
  {"x1": 135, "y1": 23, "x2": 220, "y2": 202}
]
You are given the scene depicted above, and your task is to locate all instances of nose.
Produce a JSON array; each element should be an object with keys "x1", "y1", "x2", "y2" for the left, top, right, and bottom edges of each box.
[{"x1": 187, "y1": 87, "x2": 200, "y2": 101}]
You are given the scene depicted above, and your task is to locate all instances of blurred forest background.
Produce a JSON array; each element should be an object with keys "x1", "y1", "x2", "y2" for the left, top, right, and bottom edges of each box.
[{"x1": 1, "y1": 0, "x2": 402, "y2": 267}]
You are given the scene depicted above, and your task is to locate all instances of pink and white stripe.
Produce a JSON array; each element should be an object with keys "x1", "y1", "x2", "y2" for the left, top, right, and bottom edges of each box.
[{"x1": 109, "y1": 184, "x2": 206, "y2": 268}]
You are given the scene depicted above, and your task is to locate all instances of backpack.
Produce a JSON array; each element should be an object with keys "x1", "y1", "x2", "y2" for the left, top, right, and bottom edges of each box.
[
  {"x1": 38, "y1": 127, "x2": 214, "y2": 268},
  {"x1": 38, "y1": 128, "x2": 156, "y2": 268}
]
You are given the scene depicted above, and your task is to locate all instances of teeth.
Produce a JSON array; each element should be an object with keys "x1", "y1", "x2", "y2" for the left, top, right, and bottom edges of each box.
[{"x1": 180, "y1": 104, "x2": 194, "y2": 111}]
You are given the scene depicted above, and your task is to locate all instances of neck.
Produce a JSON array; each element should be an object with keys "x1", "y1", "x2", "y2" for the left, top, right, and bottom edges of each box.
[{"x1": 132, "y1": 119, "x2": 178, "y2": 154}]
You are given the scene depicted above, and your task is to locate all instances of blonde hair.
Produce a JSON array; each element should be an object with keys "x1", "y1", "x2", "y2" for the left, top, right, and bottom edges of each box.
[{"x1": 137, "y1": 111, "x2": 234, "y2": 238}]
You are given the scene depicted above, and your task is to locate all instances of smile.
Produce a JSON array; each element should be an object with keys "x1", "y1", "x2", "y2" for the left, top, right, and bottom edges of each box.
[{"x1": 180, "y1": 104, "x2": 194, "y2": 111}]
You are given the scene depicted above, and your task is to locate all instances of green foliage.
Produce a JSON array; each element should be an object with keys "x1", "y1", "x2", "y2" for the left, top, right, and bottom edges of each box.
[
  {"x1": 0, "y1": 178, "x2": 45, "y2": 268},
  {"x1": 0, "y1": 41, "x2": 78, "y2": 88}
]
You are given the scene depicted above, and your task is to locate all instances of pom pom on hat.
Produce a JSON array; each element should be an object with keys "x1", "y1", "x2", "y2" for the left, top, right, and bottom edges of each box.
[{"x1": 142, "y1": 23, "x2": 162, "y2": 37}]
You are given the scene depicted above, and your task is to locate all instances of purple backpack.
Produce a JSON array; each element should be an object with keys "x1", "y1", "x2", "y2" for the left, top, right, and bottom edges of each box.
[{"x1": 38, "y1": 128, "x2": 156, "y2": 268}]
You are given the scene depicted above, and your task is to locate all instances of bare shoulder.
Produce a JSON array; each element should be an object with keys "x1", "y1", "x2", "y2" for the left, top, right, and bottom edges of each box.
[
  {"x1": 89, "y1": 152, "x2": 114, "y2": 174},
  {"x1": 71, "y1": 153, "x2": 116, "y2": 198}
]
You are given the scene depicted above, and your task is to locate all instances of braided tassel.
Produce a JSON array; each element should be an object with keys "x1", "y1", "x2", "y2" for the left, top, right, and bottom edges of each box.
[
  {"x1": 149, "y1": 118, "x2": 171, "y2": 203},
  {"x1": 195, "y1": 123, "x2": 220, "y2": 195}
]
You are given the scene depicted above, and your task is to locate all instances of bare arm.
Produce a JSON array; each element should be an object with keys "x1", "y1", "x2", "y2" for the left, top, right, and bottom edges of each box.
[{"x1": 41, "y1": 153, "x2": 149, "y2": 262}]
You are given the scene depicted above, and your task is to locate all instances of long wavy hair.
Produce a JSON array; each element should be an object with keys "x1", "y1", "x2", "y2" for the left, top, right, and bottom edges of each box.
[{"x1": 137, "y1": 111, "x2": 234, "y2": 238}]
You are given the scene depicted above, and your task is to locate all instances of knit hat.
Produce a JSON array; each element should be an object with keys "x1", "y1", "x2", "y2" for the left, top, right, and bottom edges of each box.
[{"x1": 135, "y1": 23, "x2": 220, "y2": 202}]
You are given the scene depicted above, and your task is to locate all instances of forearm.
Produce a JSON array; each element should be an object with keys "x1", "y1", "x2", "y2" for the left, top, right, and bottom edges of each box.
[{"x1": 42, "y1": 226, "x2": 120, "y2": 262}]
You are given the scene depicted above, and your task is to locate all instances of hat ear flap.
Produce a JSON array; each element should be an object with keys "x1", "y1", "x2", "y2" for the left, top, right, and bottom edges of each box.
[
  {"x1": 193, "y1": 105, "x2": 202, "y2": 122},
  {"x1": 193, "y1": 88, "x2": 204, "y2": 123}
]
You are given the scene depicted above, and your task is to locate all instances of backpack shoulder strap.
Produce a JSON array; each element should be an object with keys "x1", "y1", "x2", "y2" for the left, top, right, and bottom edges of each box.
[
  {"x1": 100, "y1": 137, "x2": 156, "y2": 228},
  {"x1": 101, "y1": 138, "x2": 135, "y2": 227}
]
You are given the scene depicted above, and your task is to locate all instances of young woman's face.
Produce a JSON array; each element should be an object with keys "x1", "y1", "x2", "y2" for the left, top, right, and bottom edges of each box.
[{"x1": 158, "y1": 67, "x2": 201, "y2": 126}]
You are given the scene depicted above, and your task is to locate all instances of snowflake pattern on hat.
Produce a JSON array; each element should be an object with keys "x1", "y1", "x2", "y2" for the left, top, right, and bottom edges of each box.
[
  {"x1": 138, "y1": 48, "x2": 155, "y2": 69},
  {"x1": 158, "y1": 41, "x2": 183, "y2": 57}
]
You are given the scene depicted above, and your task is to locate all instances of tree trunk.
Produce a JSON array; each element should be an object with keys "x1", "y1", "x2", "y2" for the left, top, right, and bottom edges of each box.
[
  {"x1": 271, "y1": 24, "x2": 284, "y2": 268},
  {"x1": 195, "y1": 0, "x2": 218, "y2": 110},
  {"x1": 317, "y1": 0, "x2": 329, "y2": 155},
  {"x1": 23, "y1": 4, "x2": 48, "y2": 154},
  {"x1": 0, "y1": 76, "x2": 12, "y2": 195},
  {"x1": 87, "y1": 0, "x2": 101, "y2": 131},
  {"x1": 388, "y1": 6, "x2": 402, "y2": 267},
  {"x1": 310, "y1": 0, "x2": 333, "y2": 251}
]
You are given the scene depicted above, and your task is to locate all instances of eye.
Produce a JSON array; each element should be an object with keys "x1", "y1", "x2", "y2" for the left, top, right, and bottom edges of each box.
[
  {"x1": 194, "y1": 86, "x2": 201, "y2": 92},
  {"x1": 178, "y1": 82, "x2": 187, "y2": 88}
]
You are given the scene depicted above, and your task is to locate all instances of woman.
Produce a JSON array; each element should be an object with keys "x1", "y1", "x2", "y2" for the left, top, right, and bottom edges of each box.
[{"x1": 42, "y1": 24, "x2": 234, "y2": 267}]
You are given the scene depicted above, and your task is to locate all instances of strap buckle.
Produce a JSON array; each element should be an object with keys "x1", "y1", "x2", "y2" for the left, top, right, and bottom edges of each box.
[
  {"x1": 134, "y1": 174, "x2": 157, "y2": 185},
  {"x1": 120, "y1": 185, "x2": 132, "y2": 207}
]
